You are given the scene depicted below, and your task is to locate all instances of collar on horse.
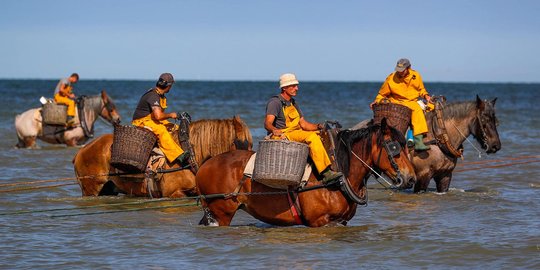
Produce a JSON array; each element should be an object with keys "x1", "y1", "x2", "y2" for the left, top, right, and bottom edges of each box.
[
  {"x1": 430, "y1": 98, "x2": 463, "y2": 158},
  {"x1": 76, "y1": 96, "x2": 94, "y2": 138}
]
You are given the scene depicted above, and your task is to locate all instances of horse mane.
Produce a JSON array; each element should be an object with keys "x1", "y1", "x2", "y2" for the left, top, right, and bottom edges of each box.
[
  {"x1": 80, "y1": 95, "x2": 102, "y2": 111},
  {"x1": 437, "y1": 101, "x2": 477, "y2": 120},
  {"x1": 336, "y1": 123, "x2": 405, "y2": 177},
  {"x1": 188, "y1": 117, "x2": 252, "y2": 164}
]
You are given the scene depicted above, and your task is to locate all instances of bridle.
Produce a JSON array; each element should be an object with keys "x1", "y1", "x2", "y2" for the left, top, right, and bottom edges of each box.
[
  {"x1": 374, "y1": 139, "x2": 403, "y2": 187},
  {"x1": 473, "y1": 106, "x2": 495, "y2": 150},
  {"x1": 100, "y1": 96, "x2": 118, "y2": 125}
]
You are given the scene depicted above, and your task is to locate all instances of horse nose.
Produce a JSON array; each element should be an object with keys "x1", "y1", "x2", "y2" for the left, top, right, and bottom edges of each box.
[{"x1": 397, "y1": 172, "x2": 416, "y2": 189}]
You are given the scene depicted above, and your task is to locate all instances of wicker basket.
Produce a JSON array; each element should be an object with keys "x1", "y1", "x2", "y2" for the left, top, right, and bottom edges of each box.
[
  {"x1": 110, "y1": 125, "x2": 157, "y2": 172},
  {"x1": 42, "y1": 103, "x2": 68, "y2": 125},
  {"x1": 252, "y1": 140, "x2": 309, "y2": 189},
  {"x1": 373, "y1": 103, "x2": 412, "y2": 134}
]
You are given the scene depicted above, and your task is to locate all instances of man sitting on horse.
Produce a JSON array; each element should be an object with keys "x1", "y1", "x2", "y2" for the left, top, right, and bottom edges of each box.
[
  {"x1": 264, "y1": 73, "x2": 343, "y2": 184},
  {"x1": 132, "y1": 73, "x2": 190, "y2": 165},
  {"x1": 53, "y1": 73, "x2": 79, "y2": 125},
  {"x1": 370, "y1": 58, "x2": 434, "y2": 151}
]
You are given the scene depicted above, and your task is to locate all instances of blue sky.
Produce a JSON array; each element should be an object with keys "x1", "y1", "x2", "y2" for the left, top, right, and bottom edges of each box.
[{"x1": 1, "y1": 0, "x2": 539, "y2": 82}]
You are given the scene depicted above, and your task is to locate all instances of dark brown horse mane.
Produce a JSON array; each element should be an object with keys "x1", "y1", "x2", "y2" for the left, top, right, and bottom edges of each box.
[
  {"x1": 434, "y1": 101, "x2": 478, "y2": 120},
  {"x1": 336, "y1": 123, "x2": 405, "y2": 177},
  {"x1": 188, "y1": 117, "x2": 252, "y2": 164}
]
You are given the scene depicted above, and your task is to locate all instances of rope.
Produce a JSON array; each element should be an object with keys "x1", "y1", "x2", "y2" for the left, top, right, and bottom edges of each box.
[
  {"x1": 339, "y1": 137, "x2": 395, "y2": 189},
  {"x1": 451, "y1": 121, "x2": 483, "y2": 158},
  {"x1": 50, "y1": 202, "x2": 199, "y2": 218},
  {"x1": 0, "y1": 183, "x2": 76, "y2": 193},
  {"x1": 454, "y1": 159, "x2": 540, "y2": 173},
  {"x1": 0, "y1": 177, "x2": 77, "y2": 187},
  {"x1": 456, "y1": 155, "x2": 539, "y2": 166},
  {"x1": 0, "y1": 197, "x2": 195, "y2": 216}
]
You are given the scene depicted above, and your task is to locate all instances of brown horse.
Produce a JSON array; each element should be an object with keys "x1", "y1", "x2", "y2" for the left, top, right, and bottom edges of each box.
[
  {"x1": 73, "y1": 115, "x2": 252, "y2": 197},
  {"x1": 196, "y1": 119, "x2": 416, "y2": 227},
  {"x1": 412, "y1": 96, "x2": 501, "y2": 192},
  {"x1": 15, "y1": 90, "x2": 121, "y2": 148}
]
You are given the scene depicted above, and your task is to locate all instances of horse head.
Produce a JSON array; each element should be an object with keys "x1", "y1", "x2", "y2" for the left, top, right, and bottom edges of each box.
[
  {"x1": 474, "y1": 95, "x2": 501, "y2": 154},
  {"x1": 98, "y1": 90, "x2": 121, "y2": 125},
  {"x1": 231, "y1": 115, "x2": 253, "y2": 151},
  {"x1": 337, "y1": 118, "x2": 416, "y2": 190},
  {"x1": 373, "y1": 118, "x2": 417, "y2": 189}
]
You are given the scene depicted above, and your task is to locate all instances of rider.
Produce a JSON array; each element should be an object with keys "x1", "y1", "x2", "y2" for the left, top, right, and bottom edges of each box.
[
  {"x1": 54, "y1": 73, "x2": 79, "y2": 125},
  {"x1": 264, "y1": 73, "x2": 343, "y2": 183},
  {"x1": 132, "y1": 73, "x2": 190, "y2": 165},
  {"x1": 370, "y1": 58, "x2": 434, "y2": 151}
]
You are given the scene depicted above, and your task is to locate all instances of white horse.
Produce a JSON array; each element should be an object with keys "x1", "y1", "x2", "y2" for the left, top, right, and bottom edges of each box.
[{"x1": 15, "y1": 90, "x2": 121, "y2": 148}]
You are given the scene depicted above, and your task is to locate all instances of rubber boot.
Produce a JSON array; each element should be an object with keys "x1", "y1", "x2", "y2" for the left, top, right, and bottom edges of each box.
[
  {"x1": 66, "y1": 116, "x2": 76, "y2": 127},
  {"x1": 414, "y1": 134, "x2": 430, "y2": 151},
  {"x1": 321, "y1": 168, "x2": 343, "y2": 184},
  {"x1": 406, "y1": 130, "x2": 414, "y2": 148}
]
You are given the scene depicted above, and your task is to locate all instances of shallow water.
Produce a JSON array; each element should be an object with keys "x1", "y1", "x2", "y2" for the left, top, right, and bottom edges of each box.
[{"x1": 0, "y1": 80, "x2": 539, "y2": 269}]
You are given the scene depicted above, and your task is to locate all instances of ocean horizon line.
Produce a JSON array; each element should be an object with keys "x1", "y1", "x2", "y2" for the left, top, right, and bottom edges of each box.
[{"x1": 0, "y1": 77, "x2": 538, "y2": 85}]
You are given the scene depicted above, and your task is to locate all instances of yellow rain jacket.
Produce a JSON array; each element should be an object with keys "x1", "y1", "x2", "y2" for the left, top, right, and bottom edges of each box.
[
  {"x1": 374, "y1": 69, "x2": 434, "y2": 135},
  {"x1": 272, "y1": 101, "x2": 331, "y2": 174},
  {"x1": 54, "y1": 85, "x2": 76, "y2": 117},
  {"x1": 132, "y1": 94, "x2": 184, "y2": 163}
]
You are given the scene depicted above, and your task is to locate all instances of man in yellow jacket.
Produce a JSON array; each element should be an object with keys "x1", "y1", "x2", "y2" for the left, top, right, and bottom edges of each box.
[
  {"x1": 132, "y1": 73, "x2": 189, "y2": 165},
  {"x1": 53, "y1": 73, "x2": 79, "y2": 125},
  {"x1": 264, "y1": 73, "x2": 343, "y2": 183},
  {"x1": 370, "y1": 58, "x2": 433, "y2": 151}
]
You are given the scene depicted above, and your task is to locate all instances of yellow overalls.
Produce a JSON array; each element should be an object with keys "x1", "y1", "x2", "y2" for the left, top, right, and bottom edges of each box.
[
  {"x1": 131, "y1": 95, "x2": 184, "y2": 163},
  {"x1": 273, "y1": 103, "x2": 331, "y2": 174},
  {"x1": 374, "y1": 69, "x2": 434, "y2": 136},
  {"x1": 54, "y1": 85, "x2": 76, "y2": 117}
]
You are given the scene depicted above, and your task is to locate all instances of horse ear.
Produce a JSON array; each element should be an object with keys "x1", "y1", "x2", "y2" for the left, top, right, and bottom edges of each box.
[
  {"x1": 492, "y1": 97, "x2": 497, "y2": 106},
  {"x1": 101, "y1": 90, "x2": 106, "y2": 99},
  {"x1": 232, "y1": 115, "x2": 243, "y2": 134},
  {"x1": 476, "y1": 95, "x2": 485, "y2": 110}
]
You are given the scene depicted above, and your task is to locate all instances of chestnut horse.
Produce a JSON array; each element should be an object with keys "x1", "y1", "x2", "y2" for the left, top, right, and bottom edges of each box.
[
  {"x1": 196, "y1": 119, "x2": 416, "y2": 227},
  {"x1": 73, "y1": 115, "x2": 252, "y2": 197},
  {"x1": 15, "y1": 90, "x2": 121, "y2": 148}
]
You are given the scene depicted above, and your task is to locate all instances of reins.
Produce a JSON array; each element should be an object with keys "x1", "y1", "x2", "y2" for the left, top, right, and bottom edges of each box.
[{"x1": 339, "y1": 137, "x2": 397, "y2": 189}]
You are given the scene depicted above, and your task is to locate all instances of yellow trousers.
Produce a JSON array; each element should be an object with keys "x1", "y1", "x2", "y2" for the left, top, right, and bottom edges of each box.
[
  {"x1": 132, "y1": 117, "x2": 184, "y2": 163},
  {"x1": 54, "y1": 93, "x2": 76, "y2": 117},
  {"x1": 401, "y1": 101, "x2": 432, "y2": 136},
  {"x1": 281, "y1": 129, "x2": 331, "y2": 174}
]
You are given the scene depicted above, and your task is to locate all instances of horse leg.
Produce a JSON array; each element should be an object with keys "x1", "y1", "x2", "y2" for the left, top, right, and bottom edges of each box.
[
  {"x1": 414, "y1": 177, "x2": 431, "y2": 193},
  {"x1": 16, "y1": 136, "x2": 37, "y2": 149},
  {"x1": 434, "y1": 173, "x2": 452, "y2": 193},
  {"x1": 65, "y1": 137, "x2": 79, "y2": 147}
]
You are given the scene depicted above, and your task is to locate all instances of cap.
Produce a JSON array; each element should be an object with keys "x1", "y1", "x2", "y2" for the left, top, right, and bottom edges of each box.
[
  {"x1": 395, "y1": 58, "x2": 411, "y2": 72},
  {"x1": 279, "y1": 73, "x2": 299, "y2": 89},
  {"x1": 158, "y1": 73, "x2": 175, "y2": 86}
]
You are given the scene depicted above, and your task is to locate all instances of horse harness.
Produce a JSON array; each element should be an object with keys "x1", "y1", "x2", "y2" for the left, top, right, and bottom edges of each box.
[
  {"x1": 40, "y1": 97, "x2": 93, "y2": 144},
  {"x1": 427, "y1": 98, "x2": 463, "y2": 158}
]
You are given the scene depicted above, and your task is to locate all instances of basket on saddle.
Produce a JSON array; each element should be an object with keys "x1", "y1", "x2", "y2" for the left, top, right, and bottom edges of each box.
[
  {"x1": 372, "y1": 102, "x2": 412, "y2": 134},
  {"x1": 110, "y1": 125, "x2": 157, "y2": 172},
  {"x1": 41, "y1": 102, "x2": 68, "y2": 125},
  {"x1": 252, "y1": 140, "x2": 309, "y2": 189}
]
